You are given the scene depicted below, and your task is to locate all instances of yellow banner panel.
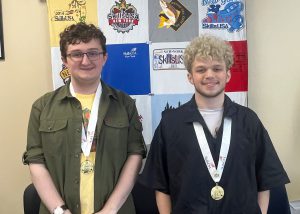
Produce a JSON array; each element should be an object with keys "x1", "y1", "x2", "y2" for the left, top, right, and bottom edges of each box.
[{"x1": 47, "y1": 0, "x2": 98, "y2": 47}]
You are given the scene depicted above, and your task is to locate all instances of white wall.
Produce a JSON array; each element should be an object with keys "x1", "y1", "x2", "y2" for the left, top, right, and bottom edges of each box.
[{"x1": 0, "y1": 0, "x2": 299, "y2": 213}]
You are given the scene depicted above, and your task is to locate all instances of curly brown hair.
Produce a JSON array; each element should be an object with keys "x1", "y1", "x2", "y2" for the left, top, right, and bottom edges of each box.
[{"x1": 59, "y1": 22, "x2": 107, "y2": 59}]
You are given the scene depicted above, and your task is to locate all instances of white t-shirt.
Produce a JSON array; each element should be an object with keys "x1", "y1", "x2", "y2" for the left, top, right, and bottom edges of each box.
[{"x1": 199, "y1": 108, "x2": 224, "y2": 138}]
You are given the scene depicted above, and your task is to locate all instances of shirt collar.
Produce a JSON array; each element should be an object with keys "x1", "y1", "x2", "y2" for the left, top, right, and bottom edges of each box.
[
  {"x1": 57, "y1": 80, "x2": 118, "y2": 101},
  {"x1": 183, "y1": 94, "x2": 237, "y2": 123},
  {"x1": 56, "y1": 80, "x2": 72, "y2": 101},
  {"x1": 223, "y1": 94, "x2": 238, "y2": 117},
  {"x1": 100, "y1": 80, "x2": 118, "y2": 100}
]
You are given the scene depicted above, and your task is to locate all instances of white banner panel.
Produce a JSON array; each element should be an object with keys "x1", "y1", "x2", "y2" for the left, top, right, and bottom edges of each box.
[
  {"x1": 150, "y1": 42, "x2": 194, "y2": 94},
  {"x1": 131, "y1": 95, "x2": 152, "y2": 145},
  {"x1": 98, "y1": 0, "x2": 149, "y2": 44}
]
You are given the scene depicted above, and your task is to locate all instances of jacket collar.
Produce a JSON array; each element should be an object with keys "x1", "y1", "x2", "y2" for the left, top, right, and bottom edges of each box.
[
  {"x1": 183, "y1": 94, "x2": 238, "y2": 123},
  {"x1": 57, "y1": 80, "x2": 118, "y2": 101}
]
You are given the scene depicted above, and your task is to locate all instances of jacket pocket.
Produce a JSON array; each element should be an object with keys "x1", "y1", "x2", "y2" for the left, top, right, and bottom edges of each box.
[
  {"x1": 39, "y1": 119, "x2": 68, "y2": 155},
  {"x1": 102, "y1": 117, "x2": 129, "y2": 151},
  {"x1": 104, "y1": 117, "x2": 129, "y2": 128}
]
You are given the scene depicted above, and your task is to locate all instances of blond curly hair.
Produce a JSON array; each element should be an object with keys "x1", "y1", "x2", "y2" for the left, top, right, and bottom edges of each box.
[{"x1": 184, "y1": 35, "x2": 234, "y2": 72}]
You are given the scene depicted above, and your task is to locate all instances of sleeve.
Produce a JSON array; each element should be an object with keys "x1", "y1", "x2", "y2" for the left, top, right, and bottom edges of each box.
[
  {"x1": 126, "y1": 99, "x2": 147, "y2": 158},
  {"x1": 255, "y1": 120, "x2": 290, "y2": 191},
  {"x1": 22, "y1": 100, "x2": 45, "y2": 165},
  {"x1": 139, "y1": 121, "x2": 170, "y2": 194}
]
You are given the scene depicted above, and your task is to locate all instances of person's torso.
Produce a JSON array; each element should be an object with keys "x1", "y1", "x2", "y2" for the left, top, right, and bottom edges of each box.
[{"x1": 161, "y1": 100, "x2": 261, "y2": 214}]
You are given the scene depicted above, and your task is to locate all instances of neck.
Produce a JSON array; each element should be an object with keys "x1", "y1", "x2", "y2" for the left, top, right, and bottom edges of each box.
[
  {"x1": 195, "y1": 93, "x2": 225, "y2": 109},
  {"x1": 71, "y1": 78, "x2": 100, "y2": 94}
]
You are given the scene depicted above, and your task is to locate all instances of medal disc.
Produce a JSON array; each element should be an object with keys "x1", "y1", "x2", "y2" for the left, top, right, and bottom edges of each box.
[
  {"x1": 211, "y1": 185, "x2": 224, "y2": 200},
  {"x1": 80, "y1": 159, "x2": 94, "y2": 174}
]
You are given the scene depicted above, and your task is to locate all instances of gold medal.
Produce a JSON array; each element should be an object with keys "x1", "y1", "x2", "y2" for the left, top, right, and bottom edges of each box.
[
  {"x1": 211, "y1": 184, "x2": 224, "y2": 200},
  {"x1": 80, "y1": 159, "x2": 94, "y2": 174}
]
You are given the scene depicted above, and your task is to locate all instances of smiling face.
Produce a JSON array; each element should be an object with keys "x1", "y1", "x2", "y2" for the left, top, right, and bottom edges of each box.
[
  {"x1": 188, "y1": 57, "x2": 231, "y2": 106},
  {"x1": 62, "y1": 39, "x2": 107, "y2": 89}
]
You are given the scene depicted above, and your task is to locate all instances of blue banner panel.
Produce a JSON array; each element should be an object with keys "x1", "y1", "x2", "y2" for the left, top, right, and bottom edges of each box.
[{"x1": 101, "y1": 43, "x2": 151, "y2": 95}]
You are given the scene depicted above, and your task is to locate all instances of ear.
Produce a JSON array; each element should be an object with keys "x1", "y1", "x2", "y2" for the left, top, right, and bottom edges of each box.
[
  {"x1": 61, "y1": 57, "x2": 68, "y2": 67},
  {"x1": 103, "y1": 53, "x2": 108, "y2": 66},
  {"x1": 226, "y1": 70, "x2": 231, "y2": 83},
  {"x1": 187, "y1": 72, "x2": 194, "y2": 85}
]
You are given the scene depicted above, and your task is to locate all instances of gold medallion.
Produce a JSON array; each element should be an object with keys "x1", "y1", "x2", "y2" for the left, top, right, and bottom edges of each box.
[
  {"x1": 80, "y1": 159, "x2": 94, "y2": 174},
  {"x1": 211, "y1": 185, "x2": 224, "y2": 200}
]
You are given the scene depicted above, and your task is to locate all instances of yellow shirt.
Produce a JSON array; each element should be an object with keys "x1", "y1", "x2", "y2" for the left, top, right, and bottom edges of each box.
[{"x1": 76, "y1": 93, "x2": 96, "y2": 214}]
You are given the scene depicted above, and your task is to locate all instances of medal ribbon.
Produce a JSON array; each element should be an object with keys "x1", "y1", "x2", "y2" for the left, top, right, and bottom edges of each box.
[
  {"x1": 193, "y1": 118, "x2": 232, "y2": 183},
  {"x1": 70, "y1": 83, "x2": 101, "y2": 157}
]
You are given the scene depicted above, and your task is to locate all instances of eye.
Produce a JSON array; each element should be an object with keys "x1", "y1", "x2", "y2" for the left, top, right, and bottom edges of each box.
[
  {"x1": 213, "y1": 67, "x2": 223, "y2": 72},
  {"x1": 196, "y1": 68, "x2": 206, "y2": 73},
  {"x1": 87, "y1": 51, "x2": 100, "y2": 57},
  {"x1": 71, "y1": 52, "x2": 83, "y2": 58}
]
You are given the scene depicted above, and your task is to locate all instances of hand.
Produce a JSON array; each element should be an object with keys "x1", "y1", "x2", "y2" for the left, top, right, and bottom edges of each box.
[{"x1": 64, "y1": 209, "x2": 72, "y2": 214}]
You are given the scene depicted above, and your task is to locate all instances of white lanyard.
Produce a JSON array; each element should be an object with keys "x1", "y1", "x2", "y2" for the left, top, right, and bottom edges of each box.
[
  {"x1": 193, "y1": 118, "x2": 232, "y2": 183},
  {"x1": 70, "y1": 83, "x2": 101, "y2": 157}
]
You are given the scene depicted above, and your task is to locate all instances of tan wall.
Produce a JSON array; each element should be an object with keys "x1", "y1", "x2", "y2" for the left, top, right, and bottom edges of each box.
[
  {"x1": 246, "y1": 0, "x2": 300, "y2": 200},
  {"x1": 0, "y1": 0, "x2": 52, "y2": 213},
  {"x1": 0, "y1": 0, "x2": 299, "y2": 213}
]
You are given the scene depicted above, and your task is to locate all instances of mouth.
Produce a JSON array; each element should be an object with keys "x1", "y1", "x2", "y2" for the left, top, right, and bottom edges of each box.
[
  {"x1": 203, "y1": 81, "x2": 218, "y2": 87},
  {"x1": 80, "y1": 67, "x2": 95, "y2": 71}
]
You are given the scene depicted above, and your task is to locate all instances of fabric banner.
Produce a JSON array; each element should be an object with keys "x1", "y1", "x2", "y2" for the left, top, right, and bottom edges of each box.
[
  {"x1": 47, "y1": 0, "x2": 248, "y2": 145},
  {"x1": 98, "y1": 0, "x2": 149, "y2": 44},
  {"x1": 47, "y1": 0, "x2": 98, "y2": 47},
  {"x1": 102, "y1": 43, "x2": 151, "y2": 95}
]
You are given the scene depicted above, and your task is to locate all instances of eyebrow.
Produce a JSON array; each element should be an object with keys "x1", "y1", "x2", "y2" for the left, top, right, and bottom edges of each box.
[
  {"x1": 195, "y1": 65, "x2": 206, "y2": 68},
  {"x1": 69, "y1": 48, "x2": 102, "y2": 52},
  {"x1": 213, "y1": 64, "x2": 224, "y2": 68}
]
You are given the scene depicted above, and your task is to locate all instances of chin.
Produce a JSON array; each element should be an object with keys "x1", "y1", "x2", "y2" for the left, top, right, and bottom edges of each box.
[{"x1": 198, "y1": 90, "x2": 224, "y2": 98}]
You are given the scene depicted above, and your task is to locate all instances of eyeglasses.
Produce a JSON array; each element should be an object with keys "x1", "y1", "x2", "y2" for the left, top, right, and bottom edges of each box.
[{"x1": 66, "y1": 51, "x2": 105, "y2": 62}]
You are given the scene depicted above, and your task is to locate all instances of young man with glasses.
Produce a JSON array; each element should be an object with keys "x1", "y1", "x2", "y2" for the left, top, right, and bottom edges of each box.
[
  {"x1": 23, "y1": 23, "x2": 146, "y2": 214},
  {"x1": 140, "y1": 35, "x2": 289, "y2": 214}
]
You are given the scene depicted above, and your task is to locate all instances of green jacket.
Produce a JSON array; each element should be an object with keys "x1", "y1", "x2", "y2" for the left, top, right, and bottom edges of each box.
[{"x1": 23, "y1": 81, "x2": 147, "y2": 214}]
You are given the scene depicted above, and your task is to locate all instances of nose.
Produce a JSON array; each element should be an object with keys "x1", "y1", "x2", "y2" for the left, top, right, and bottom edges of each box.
[
  {"x1": 81, "y1": 53, "x2": 91, "y2": 64},
  {"x1": 204, "y1": 69, "x2": 214, "y2": 78}
]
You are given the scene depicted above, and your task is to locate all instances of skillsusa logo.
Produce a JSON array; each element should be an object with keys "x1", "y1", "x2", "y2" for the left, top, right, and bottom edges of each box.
[
  {"x1": 123, "y1": 48, "x2": 137, "y2": 58},
  {"x1": 202, "y1": 1, "x2": 245, "y2": 32},
  {"x1": 107, "y1": 0, "x2": 139, "y2": 33},
  {"x1": 51, "y1": 0, "x2": 87, "y2": 23},
  {"x1": 153, "y1": 48, "x2": 185, "y2": 70},
  {"x1": 158, "y1": 0, "x2": 191, "y2": 31}
]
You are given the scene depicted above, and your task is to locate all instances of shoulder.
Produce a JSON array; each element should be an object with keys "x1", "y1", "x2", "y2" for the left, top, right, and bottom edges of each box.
[
  {"x1": 224, "y1": 95, "x2": 260, "y2": 122},
  {"x1": 234, "y1": 102, "x2": 260, "y2": 122},
  {"x1": 228, "y1": 100, "x2": 264, "y2": 133},
  {"x1": 32, "y1": 84, "x2": 68, "y2": 109},
  {"x1": 101, "y1": 82, "x2": 137, "y2": 115},
  {"x1": 102, "y1": 82, "x2": 135, "y2": 106}
]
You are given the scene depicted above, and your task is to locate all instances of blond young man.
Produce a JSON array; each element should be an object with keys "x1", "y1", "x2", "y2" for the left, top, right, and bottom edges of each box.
[{"x1": 141, "y1": 35, "x2": 289, "y2": 214}]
